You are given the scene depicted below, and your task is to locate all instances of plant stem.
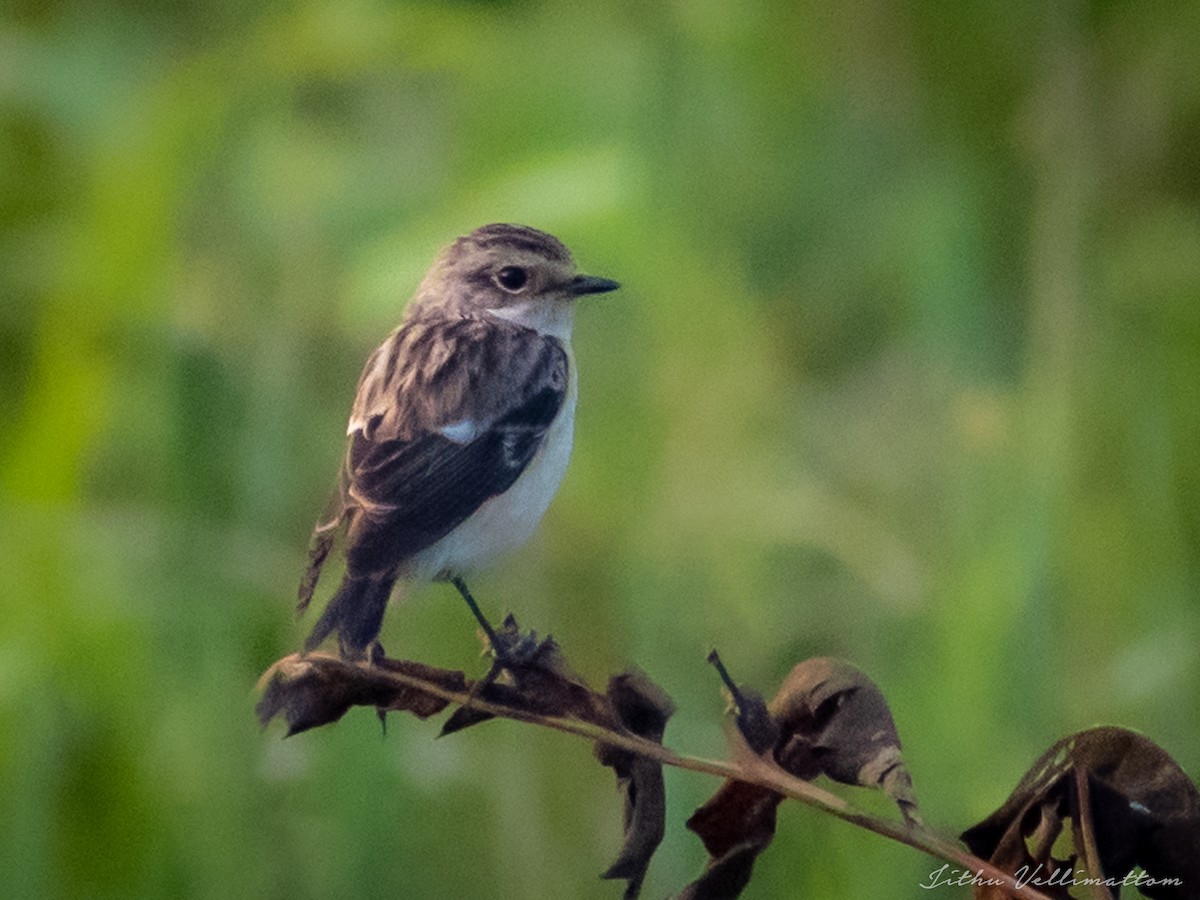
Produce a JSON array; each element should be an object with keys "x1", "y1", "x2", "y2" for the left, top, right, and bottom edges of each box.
[{"x1": 299, "y1": 658, "x2": 1054, "y2": 900}]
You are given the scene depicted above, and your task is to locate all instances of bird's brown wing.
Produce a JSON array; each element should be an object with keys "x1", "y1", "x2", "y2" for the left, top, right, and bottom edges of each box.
[{"x1": 297, "y1": 317, "x2": 568, "y2": 607}]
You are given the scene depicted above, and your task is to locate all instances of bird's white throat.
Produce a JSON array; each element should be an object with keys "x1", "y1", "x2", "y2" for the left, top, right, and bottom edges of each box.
[{"x1": 486, "y1": 298, "x2": 575, "y2": 341}]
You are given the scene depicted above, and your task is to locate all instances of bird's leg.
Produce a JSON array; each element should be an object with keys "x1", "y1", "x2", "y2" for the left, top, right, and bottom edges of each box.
[
  {"x1": 367, "y1": 640, "x2": 388, "y2": 665},
  {"x1": 450, "y1": 576, "x2": 502, "y2": 650},
  {"x1": 450, "y1": 576, "x2": 544, "y2": 667}
]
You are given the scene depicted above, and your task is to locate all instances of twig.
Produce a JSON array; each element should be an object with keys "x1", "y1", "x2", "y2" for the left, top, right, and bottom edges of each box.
[{"x1": 266, "y1": 655, "x2": 1054, "y2": 900}]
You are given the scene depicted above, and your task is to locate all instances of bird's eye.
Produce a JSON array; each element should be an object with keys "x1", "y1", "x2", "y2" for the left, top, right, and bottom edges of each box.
[{"x1": 494, "y1": 266, "x2": 529, "y2": 292}]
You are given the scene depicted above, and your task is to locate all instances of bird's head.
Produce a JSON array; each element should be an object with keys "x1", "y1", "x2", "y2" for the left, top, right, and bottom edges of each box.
[{"x1": 409, "y1": 224, "x2": 619, "y2": 336}]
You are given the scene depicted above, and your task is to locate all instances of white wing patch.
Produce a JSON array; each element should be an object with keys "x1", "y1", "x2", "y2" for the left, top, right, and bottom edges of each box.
[{"x1": 439, "y1": 419, "x2": 482, "y2": 443}]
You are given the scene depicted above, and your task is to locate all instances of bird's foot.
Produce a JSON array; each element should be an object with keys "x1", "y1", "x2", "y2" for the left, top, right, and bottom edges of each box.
[
  {"x1": 450, "y1": 576, "x2": 551, "y2": 672},
  {"x1": 326, "y1": 638, "x2": 389, "y2": 666},
  {"x1": 486, "y1": 613, "x2": 553, "y2": 670}
]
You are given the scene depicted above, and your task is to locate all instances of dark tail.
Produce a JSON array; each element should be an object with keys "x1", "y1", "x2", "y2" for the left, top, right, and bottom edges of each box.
[
  {"x1": 297, "y1": 491, "x2": 345, "y2": 616},
  {"x1": 296, "y1": 525, "x2": 336, "y2": 615},
  {"x1": 303, "y1": 573, "x2": 396, "y2": 658}
]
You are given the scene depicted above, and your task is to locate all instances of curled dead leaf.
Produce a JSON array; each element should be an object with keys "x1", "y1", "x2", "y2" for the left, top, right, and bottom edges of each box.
[
  {"x1": 770, "y1": 657, "x2": 921, "y2": 826},
  {"x1": 678, "y1": 655, "x2": 920, "y2": 899},
  {"x1": 257, "y1": 621, "x2": 675, "y2": 898},
  {"x1": 597, "y1": 671, "x2": 676, "y2": 899},
  {"x1": 962, "y1": 726, "x2": 1200, "y2": 900},
  {"x1": 255, "y1": 652, "x2": 464, "y2": 735}
]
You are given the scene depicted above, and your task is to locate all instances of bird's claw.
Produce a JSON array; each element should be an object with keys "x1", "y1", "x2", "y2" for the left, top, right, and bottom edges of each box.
[{"x1": 486, "y1": 613, "x2": 551, "y2": 670}]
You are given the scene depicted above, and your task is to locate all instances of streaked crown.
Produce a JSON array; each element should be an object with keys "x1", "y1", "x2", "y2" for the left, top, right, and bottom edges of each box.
[{"x1": 446, "y1": 223, "x2": 573, "y2": 265}]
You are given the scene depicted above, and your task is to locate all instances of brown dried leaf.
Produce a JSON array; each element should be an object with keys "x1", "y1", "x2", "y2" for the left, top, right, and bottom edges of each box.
[
  {"x1": 597, "y1": 670, "x2": 676, "y2": 899},
  {"x1": 962, "y1": 726, "x2": 1200, "y2": 900},
  {"x1": 257, "y1": 627, "x2": 676, "y2": 898},
  {"x1": 679, "y1": 777, "x2": 782, "y2": 900},
  {"x1": 770, "y1": 657, "x2": 921, "y2": 825},
  {"x1": 677, "y1": 836, "x2": 776, "y2": 900},
  {"x1": 255, "y1": 653, "x2": 465, "y2": 736},
  {"x1": 679, "y1": 656, "x2": 920, "y2": 899}
]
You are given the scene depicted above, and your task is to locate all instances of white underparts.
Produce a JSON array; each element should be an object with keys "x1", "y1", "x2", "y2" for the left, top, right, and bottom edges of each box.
[{"x1": 403, "y1": 365, "x2": 578, "y2": 583}]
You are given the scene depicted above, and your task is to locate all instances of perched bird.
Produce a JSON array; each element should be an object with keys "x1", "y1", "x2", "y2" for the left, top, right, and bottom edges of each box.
[{"x1": 297, "y1": 224, "x2": 619, "y2": 660}]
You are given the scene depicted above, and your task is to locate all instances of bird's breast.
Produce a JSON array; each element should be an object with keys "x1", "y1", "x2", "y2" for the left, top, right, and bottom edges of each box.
[{"x1": 406, "y1": 366, "x2": 578, "y2": 581}]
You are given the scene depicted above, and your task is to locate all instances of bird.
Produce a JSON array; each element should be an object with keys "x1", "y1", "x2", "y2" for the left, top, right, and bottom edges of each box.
[{"x1": 296, "y1": 223, "x2": 619, "y2": 661}]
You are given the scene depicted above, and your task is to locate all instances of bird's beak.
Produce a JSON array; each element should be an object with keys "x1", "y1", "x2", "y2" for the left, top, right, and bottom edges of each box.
[{"x1": 568, "y1": 274, "x2": 621, "y2": 296}]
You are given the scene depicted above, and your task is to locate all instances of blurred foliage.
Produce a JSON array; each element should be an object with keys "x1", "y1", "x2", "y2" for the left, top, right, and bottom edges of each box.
[{"x1": 2, "y1": 0, "x2": 1199, "y2": 897}]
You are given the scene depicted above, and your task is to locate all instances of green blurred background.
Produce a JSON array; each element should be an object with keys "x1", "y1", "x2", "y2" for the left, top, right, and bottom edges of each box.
[{"x1": 3, "y1": 1, "x2": 1199, "y2": 897}]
